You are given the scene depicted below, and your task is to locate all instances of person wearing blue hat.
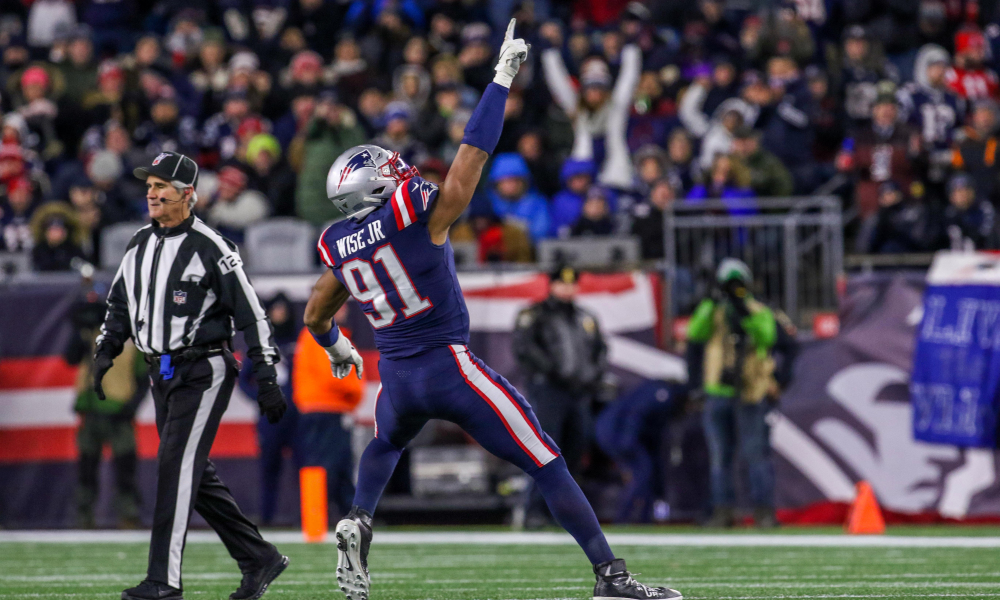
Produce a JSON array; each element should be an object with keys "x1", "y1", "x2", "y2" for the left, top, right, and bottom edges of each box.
[
  {"x1": 487, "y1": 152, "x2": 551, "y2": 242},
  {"x1": 550, "y1": 158, "x2": 595, "y2": 237}
]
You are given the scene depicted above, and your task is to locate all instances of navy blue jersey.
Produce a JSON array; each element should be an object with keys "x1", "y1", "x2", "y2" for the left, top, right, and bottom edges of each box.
[
  {"x1": 899, "y1": 83, "x2": 965, "y2": 151},
  {"x1": 318, "y1": 177, "x2": 470, "y2": 359}
]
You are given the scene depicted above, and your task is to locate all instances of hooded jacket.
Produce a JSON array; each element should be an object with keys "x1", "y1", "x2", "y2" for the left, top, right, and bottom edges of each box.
[
  {"x1": 550, "y1": 159, "x2": 595, "y2": 237},
  {"x1": 487, "y1": 153, "x2": 552, "y2": 242}
]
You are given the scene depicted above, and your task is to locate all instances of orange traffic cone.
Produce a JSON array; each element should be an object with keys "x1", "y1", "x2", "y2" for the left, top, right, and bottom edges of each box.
[
  {"x1": 845, "y1": 480, "x2": 885, "y2": 535},
  {"x1": 300, "y1": 466, "x2": 328, "y2": 543}
]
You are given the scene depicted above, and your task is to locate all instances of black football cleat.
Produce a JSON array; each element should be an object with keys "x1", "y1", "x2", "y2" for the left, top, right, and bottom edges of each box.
[
  {"x1": 121, "y1": 580, "x2": 183, "y2": 600},
  {"x1": 229, "y1": 553, "x2": 289, "y2": 600},
  {"x1": 335, "y1": 506, "x2": 373, "y2": 600},
  {"x1": 593, "y1": 558, "x2": 683, "y2": 600}
]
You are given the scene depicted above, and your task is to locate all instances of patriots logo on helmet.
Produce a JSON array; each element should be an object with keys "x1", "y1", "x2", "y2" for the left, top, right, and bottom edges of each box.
[
  {"x1": 338, "y1": 149, "x2": 377, "y2": 191},
  {"x1": 153, "y1": 152, "x2": 171, "y2": 166}
]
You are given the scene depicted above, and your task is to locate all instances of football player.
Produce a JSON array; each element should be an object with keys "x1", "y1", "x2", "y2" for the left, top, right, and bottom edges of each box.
[{"x1": 301, "y1": 19, "x2": 682, "y2": 600}]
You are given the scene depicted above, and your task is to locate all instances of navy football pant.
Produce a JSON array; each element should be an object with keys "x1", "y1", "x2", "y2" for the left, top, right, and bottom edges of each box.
[{"x1": 354, "y1": 345, "x2": 614, "y2": 565}]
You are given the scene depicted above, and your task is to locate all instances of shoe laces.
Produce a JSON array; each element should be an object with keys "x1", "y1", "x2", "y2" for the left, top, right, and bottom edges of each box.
[{"x1": 623, "y1": 572, "x2": 654, "y2": 595}]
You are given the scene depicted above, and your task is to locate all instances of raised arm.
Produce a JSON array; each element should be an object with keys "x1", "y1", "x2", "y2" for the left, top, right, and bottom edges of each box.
[
  {"x1": 427, "y1": 18, "x2": 530, "y2": 245},
  {"x1": 610, "y1": 44, "x2": 642, "y2": 110},
  {"x1": 541, "y1": 47, "x2": 578, "y2": 115}
]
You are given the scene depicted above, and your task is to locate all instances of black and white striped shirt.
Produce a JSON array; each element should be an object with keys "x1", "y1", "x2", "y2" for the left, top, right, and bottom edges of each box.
[{"x1": 97, "y1": 215, "x2": 278, "y2": 379}]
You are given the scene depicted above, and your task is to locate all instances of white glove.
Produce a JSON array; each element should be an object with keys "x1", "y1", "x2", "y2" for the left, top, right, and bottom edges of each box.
[
  {"x1": 493, "y1": 18, "x2": 530, "y2": 89},
  {"x1": 323, "y1": 333, "x2": 364, "y2": 380}
]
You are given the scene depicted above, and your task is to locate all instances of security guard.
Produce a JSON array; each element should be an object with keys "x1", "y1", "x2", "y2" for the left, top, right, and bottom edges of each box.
[
  {"x1": 513, "y1": 265, "x2": 607, "y2": 525},
  {"x1": 94, "y1": 151, "x2": 289, "y2": 600}
]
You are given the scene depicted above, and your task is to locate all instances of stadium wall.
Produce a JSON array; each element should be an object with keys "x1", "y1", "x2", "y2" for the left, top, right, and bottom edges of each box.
[{"x1": 1, "y1": 271, "x2": 999, "y2": 527}]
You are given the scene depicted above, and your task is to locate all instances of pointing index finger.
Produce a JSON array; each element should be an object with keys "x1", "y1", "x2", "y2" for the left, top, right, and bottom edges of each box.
[{"x1": 506, "y1": 18, "x2": 516, "y2": 41}]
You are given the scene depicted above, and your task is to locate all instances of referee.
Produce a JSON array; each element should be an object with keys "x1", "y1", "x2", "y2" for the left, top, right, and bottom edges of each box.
[{"x1": 94, "y1": 151, "x2": 289, "y2": 600}]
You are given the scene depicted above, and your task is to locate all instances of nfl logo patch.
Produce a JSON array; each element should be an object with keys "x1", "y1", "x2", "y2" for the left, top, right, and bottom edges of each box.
[
  {"x1": 153, "y1": 152, "x2": 170, "y2": 166},
  {"x1": 173, "y1": 290, "x2": 187, "y2": 305}
]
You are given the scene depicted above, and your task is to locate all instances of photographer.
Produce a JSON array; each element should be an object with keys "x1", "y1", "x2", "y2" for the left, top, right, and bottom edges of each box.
[{"x1": 686, "y1": 258, "x2": 778, "y2": 528}]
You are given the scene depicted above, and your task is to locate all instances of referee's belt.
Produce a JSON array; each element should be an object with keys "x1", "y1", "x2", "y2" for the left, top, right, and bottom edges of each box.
[{"x1": 145, "y1": 342, "x2": 228, "y2": 372}]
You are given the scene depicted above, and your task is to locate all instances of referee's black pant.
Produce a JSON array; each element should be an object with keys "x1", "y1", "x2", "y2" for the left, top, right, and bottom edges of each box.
[{"x1": 147, "y1": 350, "x2": 277, "y2": 590}]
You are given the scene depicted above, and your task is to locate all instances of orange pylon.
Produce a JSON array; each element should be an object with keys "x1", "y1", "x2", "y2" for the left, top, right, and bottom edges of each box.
[
  {"x1": 300, "y1": 466, "x2": 328, "y2": 543},
  {"x1": 845, "y1": 480, "x2": 885, "y2": 535}
]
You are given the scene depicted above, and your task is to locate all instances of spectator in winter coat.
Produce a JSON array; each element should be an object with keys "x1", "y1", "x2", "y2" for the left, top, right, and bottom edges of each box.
[
  {"x1": 0, "y1": 175, "x2": 36, "y2": 251},
  {"x1": 665, "y1": 129, "x2": 698, "y2": 194},
  {"x1": 731, "y1": 126, "x2": 793, "y2": 198},
  {"x1": 201, "y1": 90, "x2": 257, "y2": 164},
  {"x1": 131, "y1": 94, "x2": 200, "y2": 161},
  {"x1": 898, "y1": 44, "x2": 965, "y2": 187},
  {"x1": 14, "y1": 66, "x2": 62, "y2": 161},
  {"x1": 551, "y1": 158, "x2": 595, "y2": 238},
  {"x1": 272, "y1": 92, "x2": 316, "y2": 152},
  {"x1": 688, "y1": 154, "x2": 755, "y2": 211},
  {"x1": 937, "y1": 173, "x2": 1000, "y2": 250},
  {"x1": 488, "y1": 153, "x2": 551, "y2": 243},
  {"x1": 30, "y1": 202, "x2": 85, "y2": 271},
  {"x1": 244, "y1": 134, "x2": 297, "y2": 217},
  {"x1": 840, "y1": 25, "x2": 899, "y2": 128},
  {"x1": 744, "y1": 5, "x2": 816, "y2": 66},
  {"x1": 371, "y1": 101, "x2": 428, "y2": 168},
  {"x1": 59, "y1": 26, "x2": 97, "y2": 104},
  {"x1": 203, "y1": 166, "x2": 270, "y2": 244},
  {"x1": 517, "y1": 130, "x2": 562, "y2": 200},
  {"x1": 760, "y1": 57, "x2": 814, "y2": 190},
  {"x1": 838, "y1": 89, "x2": 919, "y2": 217},
  {"x1": 806, "y1": 66, "x2": 844, "y2": 164},
  {"x1": 633, "y1": 145, "x2": 669, "y2": 196},
  {"x1": 570, "y1": 186, "x2": 615, "y2": 237},
  {"x1": 867, "y1": 181, "x2": 934, "y2": 253},
  {"x1": 631, "y1": 178, "x2": 676, "y2": 260},
  {"x1": 542, "y1": 30, "x2": 642, "y2": 190},
  {"x1": 295, "y1": 91, "x2": 367, "y2": 225},
  {"x1": 413, "y1": 83, "x2": 462, "y2": 153},
  {"x1": 952, "y1": 99, "x2": 1000, "y2": 204},
  {"x1": 697, "y1": 98, "x2": 755, "y2": 173}
]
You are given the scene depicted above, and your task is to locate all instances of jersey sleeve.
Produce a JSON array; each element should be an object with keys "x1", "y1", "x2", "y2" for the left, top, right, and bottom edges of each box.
[
  {"x1": 317, "y1": 224, "x2": 338, "y2": 269},
  {"x1": 389, "y1": 177, "x2": 439, "y2": 231}
]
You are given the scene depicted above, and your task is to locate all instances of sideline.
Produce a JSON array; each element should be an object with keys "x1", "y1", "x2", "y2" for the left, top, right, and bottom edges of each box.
[{"x1": 3, "y1": 530, "x2": 1000, "y2": 547}]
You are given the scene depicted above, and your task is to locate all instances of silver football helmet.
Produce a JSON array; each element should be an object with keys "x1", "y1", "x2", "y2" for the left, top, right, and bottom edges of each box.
[{"x1": 326, "y1": 144, "x2": 419, "y2": 220}]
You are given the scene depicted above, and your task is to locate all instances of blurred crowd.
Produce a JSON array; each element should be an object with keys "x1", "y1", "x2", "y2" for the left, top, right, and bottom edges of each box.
[{"x1": 4, "y1": 0, "x2": 1000, "y2": 272}]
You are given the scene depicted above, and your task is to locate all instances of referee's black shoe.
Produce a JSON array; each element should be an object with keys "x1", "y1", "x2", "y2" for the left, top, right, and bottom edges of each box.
[
  {"x1": 593, "y1": 559, "x2": 683, "y2": 599},
  {"x1": 229, "y1": 554, "x2": 288, "y2": 600},
  {"x1": 121, "y1": 580, "x2": 183, "y2": 600},
  {"x1": 230, "y1": 553, "x2": 289, "y2": 600}
]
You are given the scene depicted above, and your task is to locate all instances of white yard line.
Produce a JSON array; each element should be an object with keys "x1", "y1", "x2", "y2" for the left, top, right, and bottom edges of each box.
[{"x1": 4, "y1": 530, "x2": 1000, "y2": 548}]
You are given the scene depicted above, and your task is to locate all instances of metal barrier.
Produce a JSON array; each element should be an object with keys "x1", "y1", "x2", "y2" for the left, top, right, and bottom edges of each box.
[{"x1": 663, "y1": 196, "x2": 844, "y2": 324}]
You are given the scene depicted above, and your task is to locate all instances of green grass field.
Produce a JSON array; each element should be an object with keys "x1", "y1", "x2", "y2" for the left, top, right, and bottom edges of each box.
[{"x1": 2, "y1": 527, "x2": 1000, "y2": 599}]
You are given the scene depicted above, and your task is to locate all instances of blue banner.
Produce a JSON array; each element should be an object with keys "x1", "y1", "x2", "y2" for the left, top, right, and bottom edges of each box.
[{"x1": 912, "y1": 283, "x2": 1000, "y2": 448}]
